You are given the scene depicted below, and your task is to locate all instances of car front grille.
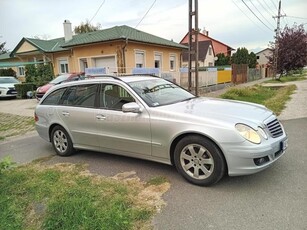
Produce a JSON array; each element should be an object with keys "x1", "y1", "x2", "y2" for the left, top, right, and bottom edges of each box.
[{"x1": 265, "y1": 118, "x2": 283, "y2": 138}]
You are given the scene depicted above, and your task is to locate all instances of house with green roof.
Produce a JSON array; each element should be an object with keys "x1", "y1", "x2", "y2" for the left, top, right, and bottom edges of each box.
[{"x1": 3, "y1": 20, "x2": 187, "y2": 82}]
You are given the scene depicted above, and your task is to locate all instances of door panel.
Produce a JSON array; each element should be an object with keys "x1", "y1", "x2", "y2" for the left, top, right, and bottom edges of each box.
[{"x1": 97, "y1": 83, "x2": 151, "y2": 156}]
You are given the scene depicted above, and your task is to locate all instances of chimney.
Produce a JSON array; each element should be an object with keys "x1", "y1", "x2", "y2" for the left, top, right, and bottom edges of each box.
[
  {"x1": 63, "y1": 20, "x2": 72, "y2": 42},
  {"x1": 202, "y1": 27, "x2": 209, "y2": 36}
]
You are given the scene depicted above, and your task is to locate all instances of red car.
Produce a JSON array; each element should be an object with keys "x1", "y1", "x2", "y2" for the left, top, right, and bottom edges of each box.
[{"x1": 36, "y1": 73, "x2": 84, "y2": 100}]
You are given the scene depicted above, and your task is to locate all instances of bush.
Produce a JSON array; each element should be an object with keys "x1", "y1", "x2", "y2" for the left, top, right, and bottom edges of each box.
[
  {"x1": 0, "y1": 68, "x2": 16, "y2": 77},
  {"x1": 15, "y1": 83, "x2": 35, "y2": 99},
  {"x1": 25, "y1": 63, "x2": 54, "y2": 87}
]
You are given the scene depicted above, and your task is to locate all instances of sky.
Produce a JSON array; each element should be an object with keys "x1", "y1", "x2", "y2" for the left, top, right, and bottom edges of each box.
[{"x1": 0, "y1": 0, "x2": 306, "y2": 53}]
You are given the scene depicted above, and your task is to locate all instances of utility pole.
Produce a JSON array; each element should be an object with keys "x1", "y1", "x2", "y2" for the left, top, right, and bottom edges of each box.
[
  {"x1": 272, "y1": 0, "x2": 285, "y2": 78},
  {"x1": 188, "y1": 0, "x2": 199, "y2": 96}
]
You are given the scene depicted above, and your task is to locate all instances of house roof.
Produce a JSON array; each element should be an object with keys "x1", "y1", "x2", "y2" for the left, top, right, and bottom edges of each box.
[
  {"x1": 181, "y1": 40, "x2": 214, "y2": 61},
  {"x1": 180, "y1": 31, "x2": 234, "y2": 51},
  {"x1": 0, "y1": 52, "x2": 11, "y2": 60},
  {"x1": 255, "y1": 48, "x2": 273, "y2": 55},
  {"x1": 61, "y1": 25, "x2": 188, "y2": 49},
  {"x1": 10, "y1": 25, "x2": 187, "y2": 58}
]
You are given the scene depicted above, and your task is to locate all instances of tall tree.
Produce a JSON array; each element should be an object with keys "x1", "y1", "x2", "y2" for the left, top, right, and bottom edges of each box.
[
  {"x1": 0, "y1": 41, "x2": 8, "y2": 54},
  {"x1": 215, "y1": 53, "x2": 231, "y2": 66},
  {"x1": 248, "y1": 52, "x2": 257, "y2": 68},
  {"x1": 231, "y1": 47, "x2": 249, "y2": 65},
  {"x1": 270, "y1": 24, "x2": 307, "y2": 76},
  {"x1": 231, "y1": 47, "x2": 257, "y2": 68},
  {"x1": 74, "y1": 19, "x2": 101, "y2": 34}
]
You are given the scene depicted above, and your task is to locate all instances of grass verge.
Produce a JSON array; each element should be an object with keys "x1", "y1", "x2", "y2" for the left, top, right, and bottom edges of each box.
[
  {"x1": 264, "y1": 74, "x2": 307, "y2": 83},
  {"x1": 0, "y1": 162, "x2": 170, "y2": 230},
  {"x1": 220, "y1": 84, "x2": 297, "y2": 115},
  {"x1": 0, "y1": 113, "x2": 35, "y2": 141}
]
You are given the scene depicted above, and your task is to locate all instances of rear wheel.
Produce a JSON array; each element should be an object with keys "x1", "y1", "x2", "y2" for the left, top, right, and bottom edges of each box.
[
  {"x1": 174, "y1": 135, "x2": 226, "y2": 186},
  {"x1": 51, "y1": 126, "x2": 74, "y2": 156}
]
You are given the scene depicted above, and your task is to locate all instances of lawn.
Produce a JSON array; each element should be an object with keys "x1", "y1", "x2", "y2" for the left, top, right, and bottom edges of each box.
[
  {"x1": 0, "y1": 113, "x2": 35, "y2": 141},
  {"x1": 220, "y1": 84, "x2": 297, "y2": 115},
  {"x1": 0, "y1": 161, "x2": 170, "y2": 230}
]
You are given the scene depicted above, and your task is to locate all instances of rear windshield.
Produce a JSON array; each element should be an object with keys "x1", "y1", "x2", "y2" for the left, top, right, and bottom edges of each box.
[{"x1": 0, "y1": 77, "x2": 19, "y2": 84}]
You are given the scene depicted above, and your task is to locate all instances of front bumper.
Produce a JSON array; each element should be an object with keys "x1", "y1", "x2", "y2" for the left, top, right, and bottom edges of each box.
[{"x1": 222, "y1": 135, "x2": 288, "y2": 176}]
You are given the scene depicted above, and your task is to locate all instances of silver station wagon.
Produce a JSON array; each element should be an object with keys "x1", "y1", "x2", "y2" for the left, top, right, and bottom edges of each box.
[{"x1": 35, "y1": 75, "x2": 288, "y2": 186}]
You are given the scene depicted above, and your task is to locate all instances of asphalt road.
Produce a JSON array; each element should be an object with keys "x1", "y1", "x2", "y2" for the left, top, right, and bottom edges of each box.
[{"x1": 1, "y1": 118, "x2": 306, "y2": 230}]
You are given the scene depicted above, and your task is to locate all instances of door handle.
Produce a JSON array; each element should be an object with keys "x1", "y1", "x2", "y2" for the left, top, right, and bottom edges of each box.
[
  {"x1": 62, "y1": 111, "x2": 70, "y2": 117},
  {"x1": 96, "y1": 114, "x2": 106, "y2": 120}
]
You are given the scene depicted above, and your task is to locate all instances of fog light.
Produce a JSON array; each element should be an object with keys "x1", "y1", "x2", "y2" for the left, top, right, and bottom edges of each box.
[{"x1": 254, "y1": 156, "x2": 269, "y2": 166}]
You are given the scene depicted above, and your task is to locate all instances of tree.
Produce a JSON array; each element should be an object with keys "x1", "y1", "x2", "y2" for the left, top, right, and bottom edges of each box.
[
  {"x1": 215, "y1": 53, "x2": 231, "y2": 66},
  {"x1": 231, "y1": 47, "x2": 257, "y2": 68},
  {"x1": 74, "y1": 19, "x2": 101, "y2": 34},
  {"x1": 270, "y1": 24, "x2": 307, "y2": 75},
  {"x1": 231, "y1": 47, "x2": 249, "y2": 65},
  {"x1": 248, "y1": 52, "x2": 257, "y2": 68},
  {"x1": 0, "y1": 41, "x2": 8, "y2": 54}
]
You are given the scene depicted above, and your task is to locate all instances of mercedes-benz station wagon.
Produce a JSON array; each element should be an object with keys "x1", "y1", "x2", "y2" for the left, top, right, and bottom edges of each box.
[{"x1": 35, "y1": 75, "x2": 288, "y2": 186}]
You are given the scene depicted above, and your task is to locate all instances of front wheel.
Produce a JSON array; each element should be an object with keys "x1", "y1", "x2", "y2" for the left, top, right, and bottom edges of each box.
[
  {"x1": 174, "y1": 135, "x2": 226, "y2": 186},
  {"x1": 51, "y1": 125, "x2": 74, "y2": 156}
]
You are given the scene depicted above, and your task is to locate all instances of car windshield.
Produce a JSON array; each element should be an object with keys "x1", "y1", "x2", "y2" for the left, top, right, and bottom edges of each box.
[
  {"x1": 0, "y1": 77, "x2": 19, "y2": 84},
  {"x1": 128, "y1": 78, "x2": 195, "y2": 107},
  {"x1": 50, "y1": 74, "x2": 70, "y2": 84}
]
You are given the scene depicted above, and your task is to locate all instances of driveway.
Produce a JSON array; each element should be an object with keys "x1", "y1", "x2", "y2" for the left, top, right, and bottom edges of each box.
[{"x1": 0, "y1": 98, "x2": 37, "y2": 117}]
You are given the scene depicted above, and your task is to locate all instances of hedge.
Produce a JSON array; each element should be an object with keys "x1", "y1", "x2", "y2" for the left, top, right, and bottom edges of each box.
[{"x1": 14, "y1": 83, "x2": 35, "y2": 99}]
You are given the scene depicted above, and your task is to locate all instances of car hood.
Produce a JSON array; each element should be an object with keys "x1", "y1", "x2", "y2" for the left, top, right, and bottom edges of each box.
[
  {"x1": 152, "y1": 97, "x2": 273, "y2": 127},
  {"x1": 37, "y1": 83, "x2": 54, "y2": 93},
  {"x1": 0, "y1": 83, "x2": 17, "y2": 88}
]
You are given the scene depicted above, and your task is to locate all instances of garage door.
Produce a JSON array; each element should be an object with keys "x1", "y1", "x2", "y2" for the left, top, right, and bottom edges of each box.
[{"x1": 93, "y1": 56, "x2": 116, "y2": 73}]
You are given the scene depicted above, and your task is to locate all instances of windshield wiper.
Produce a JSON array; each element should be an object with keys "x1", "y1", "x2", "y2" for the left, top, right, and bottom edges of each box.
[{"x1": 180, "y1": 96, "x2": 197, "y2": 102}]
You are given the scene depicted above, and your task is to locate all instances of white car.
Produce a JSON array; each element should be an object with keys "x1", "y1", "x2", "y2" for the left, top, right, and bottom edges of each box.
[{"x1": 0, "y1": 76, "x2": 20, "y2": 98}]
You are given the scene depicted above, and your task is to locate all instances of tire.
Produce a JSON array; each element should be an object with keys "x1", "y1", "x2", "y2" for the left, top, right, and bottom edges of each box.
[
  {"x1": 174, "y1": 135, "x2": 226, "y2": 186},
  {"x1": 51, "y1": 125, "x2": 75, "y2": 156}
]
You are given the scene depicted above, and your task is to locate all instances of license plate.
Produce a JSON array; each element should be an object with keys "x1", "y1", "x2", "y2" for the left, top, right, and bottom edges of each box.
[{"x1": 281, "y1": 139, "x2": 288, "y2": 151}]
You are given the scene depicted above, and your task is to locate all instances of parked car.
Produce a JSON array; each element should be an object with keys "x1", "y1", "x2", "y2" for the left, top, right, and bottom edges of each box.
[
  {"x1": 0, "y1": 76, "x2": 20, "y2": 98},
  {"x1": 35, "y1": 73, "x2": 84, "y2": 100},
  {"x1": 35, "y1": 75, "x2": 288, "y2": 186}
]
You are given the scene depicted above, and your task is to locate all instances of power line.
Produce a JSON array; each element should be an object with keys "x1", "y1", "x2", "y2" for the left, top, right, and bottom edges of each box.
[
  {"x1": 232, "y1": 0, "x2": 267, "y2": 33},
  {"x1": 241, "y1": 0, "x2": 273, "y2": 31},
  {"x1": 269, "y1": 0, "x2": 278, "y2": 10},
  {"x1": 247, "y1": 0, "x2": 275, "y2": 28},
  {"x1": 286, "y1": 15, "x2": 307, "y2": 20},
  {"x1": 256, "y1": 0, "x2": 274, "y2": 17},
  {"x1": 89, "y1": 0, "x2": 106, "y2": 24},
  {"x1": 261, "y1": 0, "x2": 276, "y2": 15},
  {"x1": 135, "y1": 0, "x2": 157, "y2": 29}
]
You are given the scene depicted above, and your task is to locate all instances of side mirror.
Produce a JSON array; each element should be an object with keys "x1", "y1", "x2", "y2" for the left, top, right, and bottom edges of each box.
[{"x1": 122, "y1": 102, "x2": 142, "y2": 113}]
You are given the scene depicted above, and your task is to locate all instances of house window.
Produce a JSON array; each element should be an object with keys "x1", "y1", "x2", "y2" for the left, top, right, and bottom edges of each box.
[
  {"x1": 79, "y1": 58, "x2": 88, "y2": 72},
  {"x1": 170, "y1": 55, "x2": 176, "y2": 71},
  {"x1": 18, "y1": 66, "x2": 25, "y2": 76},
  {"x1": 208, "y1": 47, "x2": 212, "y2": 56},
  {"x1": 208, "y1": 62, "x2": 213, "y2": 67},
  {"x1": 135, "y1": 51, "x2": 145, "y2": 68},
  {"x1": 59, "y1": 59, "x2": 69, "y2": 73},
  {"x1": 154, "y1": 53, "x2": 162, "y2": 69}
]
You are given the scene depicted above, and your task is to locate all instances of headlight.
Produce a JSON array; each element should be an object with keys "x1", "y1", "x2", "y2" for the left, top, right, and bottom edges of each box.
[{"x1": 235, "y1": 124, "x2": 261, "y2": 144}]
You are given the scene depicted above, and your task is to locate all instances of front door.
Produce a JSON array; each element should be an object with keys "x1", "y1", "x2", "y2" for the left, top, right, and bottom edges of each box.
[{"x1": 96, "y1": 83, "x2": 152, "y2": 156}]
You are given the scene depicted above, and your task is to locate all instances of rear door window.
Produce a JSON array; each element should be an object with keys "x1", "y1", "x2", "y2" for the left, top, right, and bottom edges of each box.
[
  {"x1": 61, "y1": 84, "x2": 98, "y2": 108},
  {"x1": 41, "y1": 88, "x2": 67, "y2": 105}
]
